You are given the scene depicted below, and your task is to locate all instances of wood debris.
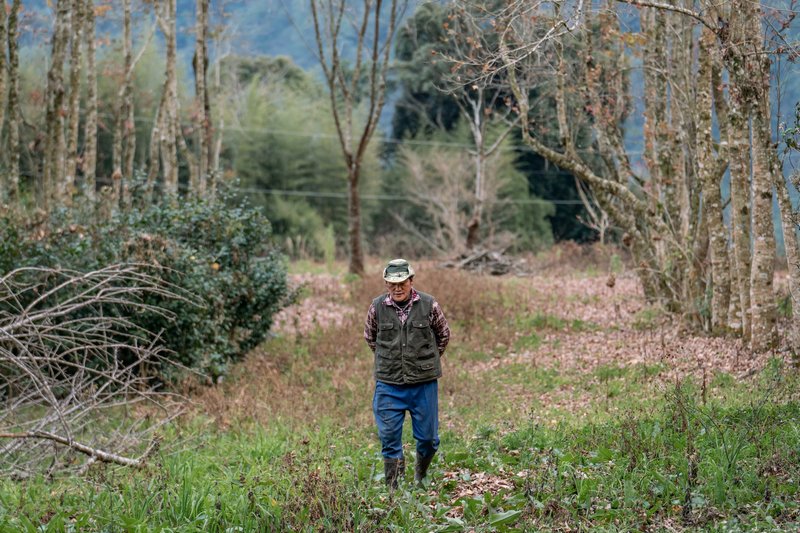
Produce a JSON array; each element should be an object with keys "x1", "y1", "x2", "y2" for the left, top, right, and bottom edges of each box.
[{"x1": 440, "y1": 248, "x2": 519, "y2": 276}]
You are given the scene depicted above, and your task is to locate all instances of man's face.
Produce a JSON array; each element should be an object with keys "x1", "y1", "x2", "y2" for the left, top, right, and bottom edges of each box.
[{"x1": 386, "y1": 278, "x2": 413, "y2": 302}]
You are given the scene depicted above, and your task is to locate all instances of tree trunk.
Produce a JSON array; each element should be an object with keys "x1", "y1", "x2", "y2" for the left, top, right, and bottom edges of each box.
[
  {"x1": 6, "y1": 0, "x2": 21, "y2": 202},
  {"x1": 83, "y1": 0, "x2": 98, "y2": 202},
  {"x1": 697, "y1": 26, "x2": 730, "y2": 331},
  {"x1": 347, "y1": 164, "x2": 364, "y2": 275},
  {"x1": 729, "y1": 0, "x2": 776, "y2": 351},
  {"x1": 194, "y1": 0, "x2": 210, "y2": 196},
  {"x1": 111, "y1": 0, "x2": 133, "y2": 207},
  {"x1": 210, "y1": 42, "x2": 223, "y2": 199},
  {"x1": 747, "y1": 85, "x2": 777, "y2": 352},
  {"x1": 160, "y1": 0, "x2": 179, "y2": 196},
  {"x1": 0, "y1": 0, "x2": 7, "y2": 179},
  {"x1": 145, "y1": 90, "x2": 167, "y2": 204},
  {"x1": 43, "y1": 0, "x2": 71, "y2": 211},
  {"x1": 122, "y1": 0, "x2": 135, "y2": 207},
  {"x1": 775, "y1": 171, "x2": 800, "y2": 354},
  {"x1": 64, "y1": 0, "x2": 85, "y2": 207},
  {"x1": 726, "y1": 23, "x2": 753, "y2": 338},
  {"x1": 465, "y1": 93, "x2": 485, "y2": 251}
]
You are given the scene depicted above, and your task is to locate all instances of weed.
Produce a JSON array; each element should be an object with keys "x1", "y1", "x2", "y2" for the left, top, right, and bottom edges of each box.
[
  {"x1": 631, "y1": 305, "x2": 666, "y2": 330},
  {"x1": 5, "y1": 263, "x2": 800, "y2": 531}
]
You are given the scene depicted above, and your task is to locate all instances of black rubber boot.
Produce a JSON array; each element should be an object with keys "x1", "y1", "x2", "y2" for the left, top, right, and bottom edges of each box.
[
  {"x1": 414, "y1": 452, "x2": 435, "y2": 485},
  {"x1": 384, "y1": 457, "x2": 405, "y2": 489}
]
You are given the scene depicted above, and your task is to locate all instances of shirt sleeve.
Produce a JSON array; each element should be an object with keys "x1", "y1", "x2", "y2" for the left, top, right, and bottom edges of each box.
[
  {"x1": 364, "y1": 302, "x2": 378, "y2": 353},
  {"x1": 429, "y1": 299, "x2": 451, "y2": 356}
]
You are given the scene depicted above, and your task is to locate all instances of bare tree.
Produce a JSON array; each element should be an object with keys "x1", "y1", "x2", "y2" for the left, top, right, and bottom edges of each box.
[
  {"x1": 0, "y1": 265, "x2": 192, "y2": 474},
  {"x1": 83, "y1": 0, "x2": 98, "y2": 202},
  {"x1": 156, "y1": 0, "x2": 180, "y2": 196},
  {"x1": 734, "y1": 0, "x2": 778, "y2": 351},
  {"x1": 112, "y1": 0, "x2": 134, "y2": 207},
  {"x1": 436, "y1": 5, "x2": 542, "y2": 250},
  {"x1": 575, "y1": 177, "x2": 610, "y2": 244},
  {"x1": 64, "y1": 0, "x2": 86, "y2": 207},
  {"x1": 696, "y1": 25, "x2": 730, "y2": 331},
  {"x1": 208, "y1": 1, "x2": 235, "y2": 198},
  {"x1": 400, "y1": 146, "x2": 474, "y2": 254},
  {"x1": 43, "y1": 0, "x2": 71, "y2": 211},
  {"x1": 446, "y1": 0, "x2": 789, "y2": 351},
  {"x1": 194, "y1": 0, "x2": 211, "y2": 196},
  {"x1": 0, "y1": 0, "x2": 7, "y2": 177},
  {"x1": 5, "y1": 0, "x2": 21, "y2": 203},
  {"x1": 310, "y1": 0, "x2": 405, "y2": 275}
]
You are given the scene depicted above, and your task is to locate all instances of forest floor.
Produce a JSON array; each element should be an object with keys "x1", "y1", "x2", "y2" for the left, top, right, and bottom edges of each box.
[{"x1": 2, "y1": 247, "x2": 799, "y2": 531}]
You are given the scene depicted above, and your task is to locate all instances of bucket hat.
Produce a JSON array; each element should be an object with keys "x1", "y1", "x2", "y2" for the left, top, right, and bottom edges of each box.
[{"x1": 383, "y1": 258, "x2": 415, "y2": 283}]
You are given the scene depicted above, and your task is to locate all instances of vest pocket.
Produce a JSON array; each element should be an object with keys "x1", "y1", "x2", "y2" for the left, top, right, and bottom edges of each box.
[
  {"x1": 376, "y1": 322, "x2": 395, "y2": 348},
  {"x1": 408, "y1": 320, "x2": 433, "y2": 351},
  {"x1": 375, "y1": 351, "x2": 402, "y2": 379}
]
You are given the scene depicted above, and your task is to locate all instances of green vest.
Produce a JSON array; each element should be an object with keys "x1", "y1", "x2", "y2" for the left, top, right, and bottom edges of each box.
[{"x1": 372, "y1": 291, "x2": 441, "y2": 385}]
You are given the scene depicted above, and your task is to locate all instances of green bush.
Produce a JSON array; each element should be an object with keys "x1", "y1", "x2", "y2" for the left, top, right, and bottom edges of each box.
[{"x1": 0, "y1": 196, "x2": 289, "y2": 381}]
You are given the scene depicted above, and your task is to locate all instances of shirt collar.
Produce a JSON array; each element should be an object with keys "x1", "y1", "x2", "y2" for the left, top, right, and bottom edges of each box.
[{"x1": 383, "y1": 288, "x2": 420, "y2": 306}]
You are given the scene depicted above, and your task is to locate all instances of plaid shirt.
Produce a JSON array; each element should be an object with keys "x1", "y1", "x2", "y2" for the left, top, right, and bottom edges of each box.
[{"x1": 364, "y1": 288, "x2": 451, "y2": 356}]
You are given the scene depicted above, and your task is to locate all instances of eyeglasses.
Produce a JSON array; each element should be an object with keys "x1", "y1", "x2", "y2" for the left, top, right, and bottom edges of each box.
[{"x1": 385, "y1": 280, "x2": 411, "y2": 289}]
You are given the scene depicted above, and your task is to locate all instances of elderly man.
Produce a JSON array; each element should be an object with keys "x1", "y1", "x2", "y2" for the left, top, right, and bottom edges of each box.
[{"x1": 364, "y1": 258, "x2": 451, "y2": 489}]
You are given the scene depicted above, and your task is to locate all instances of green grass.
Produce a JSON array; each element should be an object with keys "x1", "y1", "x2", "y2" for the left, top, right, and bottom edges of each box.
[
  {"x1": 3, "y1": 269, "x2": 800, "y2": 532},
  {"x1": 3, "y1": 373, "x2": 799, "y2": 531}
]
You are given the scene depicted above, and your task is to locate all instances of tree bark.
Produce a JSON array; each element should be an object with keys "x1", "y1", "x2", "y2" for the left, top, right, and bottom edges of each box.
[
  {"x1": 112, "y1": 0, "x2": 133, "y2": 208},
  {"x1": 159, "y1": 0, "x2": 180, "y2": 196},
  {"x1": 193, "y1": 0, "x2": 210, "y2": 196},
  {"x1": 775, "y1": 171, "x2": 800, "y2": 353},
  {"x1": 727, "y1": 0, "x2": 776, "y2": 351},
  {"x1": 6, "y1": 0, "x2": 21, "y2": 202},
  {"x1": 146, "y1": 90, "x2": 167, "y2": 204},
  {"x1": 726, "y1": 5, "x2": 753, "y2": 338},
  {"x1": 0, "y1": 0, "x2": 7, "y2": 179},
  {"x1": 83, "y1": 0, "x2": 98, "y2": 202},
  {"x1": 347, "y1": 163, "x2": 365, "y2": 275},
  {"x1": 747, "y1": 87, "x2": 777, "y2": 351},
  {"x1": 43, "y1": 0, "x2": 71, "y2": 211},
  {"x1": 696, "y1": 26, "x2": 730, "y2": 330},
  {"x1": 64, "y1": 0, "x2": 85, "y2": 207}
]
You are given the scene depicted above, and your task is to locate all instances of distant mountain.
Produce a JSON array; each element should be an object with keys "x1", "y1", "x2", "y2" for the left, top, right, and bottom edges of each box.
[{"x1": 19, "y1": 0, "x2": 418, "y2": 69}]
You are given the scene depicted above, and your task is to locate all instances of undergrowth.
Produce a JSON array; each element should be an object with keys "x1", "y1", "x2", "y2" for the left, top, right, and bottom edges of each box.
[{"x1": 1, "y1": 263, "x2": 798, "y2": 532}]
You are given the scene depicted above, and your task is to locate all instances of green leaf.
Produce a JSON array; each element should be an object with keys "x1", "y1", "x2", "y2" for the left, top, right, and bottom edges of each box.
[
  {"x1": 436, "y1": 517, "x2": 465, "y2": 532},
  {"x1": 488, "y1": 509, "x2": 522, "y2": 526}
]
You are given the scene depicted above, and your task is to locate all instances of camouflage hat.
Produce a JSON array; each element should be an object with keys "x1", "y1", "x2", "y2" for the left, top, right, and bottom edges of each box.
[{"x1": 383, "y1": 258, "x2": 415, "y2": 283}]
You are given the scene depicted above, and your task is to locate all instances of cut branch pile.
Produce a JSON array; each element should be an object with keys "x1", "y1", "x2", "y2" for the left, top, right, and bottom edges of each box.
[
  {"x1": 440, "y1": 248, "x2": 518, "y2": 276},
  {"x1": 0, "y1": 264, "x2": 188, "y2": 475}
]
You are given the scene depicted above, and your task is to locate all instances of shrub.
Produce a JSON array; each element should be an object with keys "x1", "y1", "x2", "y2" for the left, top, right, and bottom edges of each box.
[{"x1": 0, "y1": 195, "x2": 290, "y2": 381}]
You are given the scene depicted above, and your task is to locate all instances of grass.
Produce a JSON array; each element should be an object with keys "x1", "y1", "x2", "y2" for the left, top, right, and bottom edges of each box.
[{"x1": 2, "y1": 263, "x2": 799, "y2": 531}]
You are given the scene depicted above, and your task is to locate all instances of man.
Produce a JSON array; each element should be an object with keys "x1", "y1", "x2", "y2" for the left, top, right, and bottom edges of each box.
[{"x1": 364, "y1": 258, "x2": 451, "y2": 489}]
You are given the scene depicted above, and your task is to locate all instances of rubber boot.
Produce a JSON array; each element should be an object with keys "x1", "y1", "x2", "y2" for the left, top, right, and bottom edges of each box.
[
  {"x1": 414, "y1": 452, "x2": 435, "y2": 486},
  {"x1": 384, "y1": 456, "x2": 405, "y2": 489}
]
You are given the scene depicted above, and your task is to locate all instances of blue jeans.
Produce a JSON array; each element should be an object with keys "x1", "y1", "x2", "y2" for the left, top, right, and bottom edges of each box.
[{"x1": 373, "y1": 380, "x2": 439, "y2": 460}]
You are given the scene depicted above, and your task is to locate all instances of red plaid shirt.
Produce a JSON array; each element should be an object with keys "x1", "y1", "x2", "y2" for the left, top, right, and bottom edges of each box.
[{"x1": 364, "y1": 288, "x2": 450, "y2": 356}]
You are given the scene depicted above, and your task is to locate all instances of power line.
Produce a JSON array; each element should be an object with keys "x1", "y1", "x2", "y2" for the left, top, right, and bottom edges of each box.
[
  {"x1": 10, "y1": 173, "x2": 584, "y2": 205},
  {"x1": 95, "y1": 111, "x2": 647, "y2": 156},
  {"x1": 233, "y1": 186, "x2": 585, "y2": 204}
]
